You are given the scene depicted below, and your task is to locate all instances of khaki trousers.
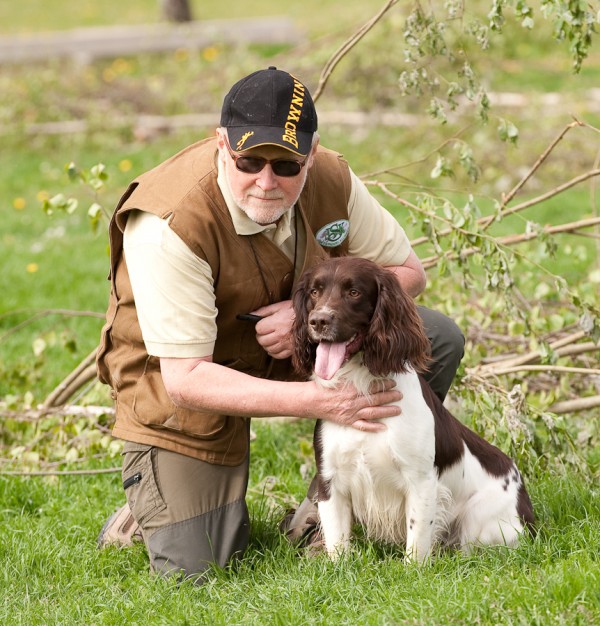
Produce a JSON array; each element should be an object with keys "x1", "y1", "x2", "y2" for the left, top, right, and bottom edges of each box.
[{"x1": 121, "y1": 442, "x2": 249, "y2": 583}]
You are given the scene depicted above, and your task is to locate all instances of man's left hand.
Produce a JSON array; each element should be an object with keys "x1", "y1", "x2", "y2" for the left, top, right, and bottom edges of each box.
[{"x1": 252, "y1": 300, "x2": 295, "y2": 359}]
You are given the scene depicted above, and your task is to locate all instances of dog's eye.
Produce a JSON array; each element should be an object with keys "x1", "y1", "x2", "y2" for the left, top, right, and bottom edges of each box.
[
  {"x1": 309, "y1": 288, "x2": 319, "y2": 298},
  {"x1": 348, "y1": 289, "x2": 360, "y2": 298}
]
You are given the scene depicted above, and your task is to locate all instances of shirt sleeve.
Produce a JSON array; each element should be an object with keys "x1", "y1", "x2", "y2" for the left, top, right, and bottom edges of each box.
[
  {"x1": 346, "y1": 170, "x2": 412, "y2": 266},
  {"x1": 123, "y1": 211, "x2": 218, "y2": 358}
]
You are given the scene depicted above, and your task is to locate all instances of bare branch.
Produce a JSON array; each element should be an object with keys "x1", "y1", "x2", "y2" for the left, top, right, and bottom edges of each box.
[
  {"x1": 418, "y1": 216, "x2": 600, "y2": 269},
  {"x1": 43, "y1": 348, "x2": 99, "y2": 408},
  {"x1": 0, "y1": 467, "x2": 120, "y2": 477},
  {"x1": 549, "y1": 395, "x2": 600, "y2": 414},
  {"x1": 312, "y1": 0, "x2": 399, "y2": 102},
  {"x1": 0, "y1": 309, "x2": 104, "y2": 343},
  {"x1": 496, "y1": 120, "x2": 583, "y2": 214}
]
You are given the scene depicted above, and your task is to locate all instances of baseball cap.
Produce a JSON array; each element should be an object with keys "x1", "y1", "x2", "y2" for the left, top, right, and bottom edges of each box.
[{"x1": 220, "y1": 67, "x2": 318, "y2": 157}]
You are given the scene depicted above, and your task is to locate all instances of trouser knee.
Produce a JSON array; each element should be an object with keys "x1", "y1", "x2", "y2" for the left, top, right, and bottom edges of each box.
[{"x1": 417, "y1": 306, "x2": 465, "y2": 401}]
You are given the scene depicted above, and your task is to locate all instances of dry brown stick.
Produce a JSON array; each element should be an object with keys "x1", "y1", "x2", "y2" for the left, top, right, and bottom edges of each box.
[
  {"x1": 2, "y1": 404, "x2": 115, "y2": 422},
  {"x1": 43, "y1": 348, "x2": 99, "y2": 408},
  {"x1": 472, "y1": 330, "x2": 588, "y2": 373},
  {"x1": 495, "y1": 120, "x2": 583, "y2": 216},
  {"x1": 549, "y1": 395, "x2": 600, "y2": 414},
  {"x1": 0, "y1": 467, "x2": 120, "y2": 477},
  {"x1": 312, "y1": 0, "x2": 399, "y2": 102},
  {"x1": 0, "y1": 308, "x2": 105, "y2": 342},
  {"x1": 419, "y1": 216, "x2": 600, "y2": 269},
  {"x1": 472, "y1": 365, "x2": 600, "y2": 378},
  {"x1": 401, "y1": 173, "x2": 600, "y2": 249}
]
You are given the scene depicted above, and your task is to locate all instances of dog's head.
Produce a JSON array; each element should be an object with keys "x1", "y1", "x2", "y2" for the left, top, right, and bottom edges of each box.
[{"x1": 291, "y1": 257, "x2": 430, "y2": 380}]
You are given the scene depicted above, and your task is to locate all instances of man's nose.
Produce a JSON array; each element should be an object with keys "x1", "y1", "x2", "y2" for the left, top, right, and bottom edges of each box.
[{"x1": 255, "y1": 164, "x2": 278, "y2": 191}]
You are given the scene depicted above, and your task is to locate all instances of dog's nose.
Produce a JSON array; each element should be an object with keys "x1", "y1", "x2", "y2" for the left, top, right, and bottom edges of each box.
[{"x1": 309, "y1": 310, "x2": 334, "y2": 335}]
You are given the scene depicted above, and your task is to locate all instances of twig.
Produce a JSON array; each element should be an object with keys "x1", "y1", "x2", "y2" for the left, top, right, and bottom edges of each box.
[
  {"x1": 2, "y1": 404, "x2": 115, "y2": 421},
  {"x1": 43, "y1": 348, "x2": 99, "y2": 408},
  {"x1": 312, "y1": 0, "x2": 399, "y2": 102},
  {"x1": 497, "y1": 120, "x2": 583, "y2": 213},
  {"x1": 470, "y1": 330, "x2": 589, "y2": 374},
  {"x1": 0, "y1": 308, "x2": 104, "y2": 343},
  {"x1": 0, "y1": 467, "x2": 120, "y2": 477},
  {"x1": 418, "y1": 216, "x2": 600, "y2": 269},
  {"x1": 473, "y1": 365, "x2": 600, "y2": 378},
  {"x1": 549, "y1": 395, "x2": 600, "y2": 414}
]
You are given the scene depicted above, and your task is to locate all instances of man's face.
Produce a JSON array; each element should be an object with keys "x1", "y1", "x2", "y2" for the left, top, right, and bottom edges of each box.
[{"x1": 216, "y1": 129, "x2": 317, "y2": 225}]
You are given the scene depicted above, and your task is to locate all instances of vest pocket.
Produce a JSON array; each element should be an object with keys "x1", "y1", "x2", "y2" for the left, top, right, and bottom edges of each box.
[{"x1": 131, "y1": 356, "x2": 229, "y2": 440}]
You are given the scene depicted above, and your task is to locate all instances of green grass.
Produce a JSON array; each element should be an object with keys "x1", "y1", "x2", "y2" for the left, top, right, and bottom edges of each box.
[{"x1": 0, "y1": 421, "x2": 598, "y2": 625}]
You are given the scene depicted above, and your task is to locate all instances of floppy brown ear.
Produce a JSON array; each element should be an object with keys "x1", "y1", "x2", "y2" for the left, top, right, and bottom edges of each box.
[
  {"x1": 362, "y1": 268, "x2": 430, "y2": 377},
  {"x1": 291, "y1": 271, "x2": 316, "y2": 379}
]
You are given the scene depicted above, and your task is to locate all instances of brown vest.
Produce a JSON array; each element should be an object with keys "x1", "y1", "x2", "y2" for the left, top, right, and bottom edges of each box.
[{"x1": 97, "y1": 137, "x2": 352, "y2": 464}]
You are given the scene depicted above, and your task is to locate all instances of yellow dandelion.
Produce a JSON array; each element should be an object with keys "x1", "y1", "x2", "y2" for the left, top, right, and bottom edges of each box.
[
  {"x1": 112, "y1": 58, "x2": 132, "y2": 74},
  {"x1": 174, "y1": 48, "x2": 189, "y2": 62},
  {"x1": 26, "y1": 263, "x2": 39, "y2": 273},
  {"x1": 118, "y1": 159, "x2": 132, "y2": 173},
  {"x1": 102, "y1": 67, "x2": 116, "y2": 82},
  {"x1": 202, "y1": 46, "x2": 219, "y2": 62},
  {"x1": 13, "y1": 197, "x2": 26, "y2": 210}
]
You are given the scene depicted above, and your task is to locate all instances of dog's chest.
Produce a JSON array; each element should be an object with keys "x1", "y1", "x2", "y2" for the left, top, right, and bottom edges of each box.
[{"x1": 319, "y1": 411, "x2": 434, "y2": 498}]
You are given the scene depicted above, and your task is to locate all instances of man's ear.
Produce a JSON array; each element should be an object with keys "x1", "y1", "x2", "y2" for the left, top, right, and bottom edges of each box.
[{"x1": 215, "y1": 128, "x2": 228, "y2": 163}]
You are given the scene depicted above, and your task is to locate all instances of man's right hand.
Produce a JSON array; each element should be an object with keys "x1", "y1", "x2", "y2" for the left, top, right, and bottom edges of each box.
[{"x1": 306, "y1": 378, "x2": 402, "y2": 432}]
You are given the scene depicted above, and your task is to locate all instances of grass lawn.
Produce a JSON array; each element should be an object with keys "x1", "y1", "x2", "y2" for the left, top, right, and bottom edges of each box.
[{"x1": 1, "y1": 420, "x2": 599, "y2": 626}]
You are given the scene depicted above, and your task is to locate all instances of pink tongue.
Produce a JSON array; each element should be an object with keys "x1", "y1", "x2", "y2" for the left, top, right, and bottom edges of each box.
[{"x1": 315, "y1": 342, "x2": 347, "y2": 380}]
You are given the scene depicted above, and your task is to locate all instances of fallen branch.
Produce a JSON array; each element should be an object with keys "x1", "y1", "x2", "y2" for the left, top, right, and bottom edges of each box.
[
  {"x1": 2, "y1": 404, "x2": 114, "y2": 422},
  {"x1": 0, "y1": 308, "x2": 104, "y2": 343},
  {"x1": 474, "y1": 365, "x2": 600, "y2": 377},
  {"x1": 418, "y1": 216, "x2": 600, "y2": 269},
  {"x1": 471, "y1": 330, "x2": 590, "y2": 373},
  {"x1": 0, "y1": 467, "x2": 120, "y2": 476},
  {"x1": 549, "y1": 395, "x2": 600, "y2": 414},
  {"x1": 43, "y1": 348, "x2": 99, "y2": 408},
  {"x1": 312, "y1": 0, "x2": 399, "y2": 102}
]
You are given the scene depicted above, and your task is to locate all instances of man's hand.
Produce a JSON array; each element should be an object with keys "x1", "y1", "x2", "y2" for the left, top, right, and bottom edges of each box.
[
  {"x1": 308, "y1": 378, "x2": 402, "y2": 432},
  {"x1": 252, "y1": 300, "x2": 295, "y2": 359}
]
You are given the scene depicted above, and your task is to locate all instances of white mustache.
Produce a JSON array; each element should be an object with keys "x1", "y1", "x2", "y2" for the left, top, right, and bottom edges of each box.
[{"x1": 250, "y1": 190, "x2": 285, "y2": 200}]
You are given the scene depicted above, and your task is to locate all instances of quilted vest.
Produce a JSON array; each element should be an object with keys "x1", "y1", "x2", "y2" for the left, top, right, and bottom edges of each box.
[{"x1": 96, "y1": 137, "x2": 352, "y2": 464}]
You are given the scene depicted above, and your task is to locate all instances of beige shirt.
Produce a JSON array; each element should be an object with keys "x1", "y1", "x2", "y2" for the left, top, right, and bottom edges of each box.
[{"x1": 124, "y1": 161, "x2": 412, "y2": 358}]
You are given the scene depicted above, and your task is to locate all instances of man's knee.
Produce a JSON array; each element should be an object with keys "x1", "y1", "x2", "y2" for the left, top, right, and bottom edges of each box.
[
  {"x1": 146, "y1": 498, "x2": 250, "y2": 584},
  {"x1": 417, "y1": 306, "x2": 465, "y2": 400}
]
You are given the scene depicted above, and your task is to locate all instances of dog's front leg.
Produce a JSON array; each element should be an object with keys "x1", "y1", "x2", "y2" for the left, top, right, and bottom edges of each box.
[
  {"x1": 318, "y1": 490, "x2": 352, "y2": 559},
  {"x1": 404, "y1": 475, "x2": 438, "y2": 564}
]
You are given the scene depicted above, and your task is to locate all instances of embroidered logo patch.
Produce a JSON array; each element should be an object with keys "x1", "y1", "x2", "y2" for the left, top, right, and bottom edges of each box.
[
  {"x1": 316, "y1": 219, "x2": 350, "y2": 248},
  {"x1": 236, "y1": 131, "x2": 254, "y2": 150}
]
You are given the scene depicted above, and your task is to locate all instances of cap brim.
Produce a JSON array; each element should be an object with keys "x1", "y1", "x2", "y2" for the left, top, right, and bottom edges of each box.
[{"x1": 226, "y1": 126, "x2": 313, "y2": 157}]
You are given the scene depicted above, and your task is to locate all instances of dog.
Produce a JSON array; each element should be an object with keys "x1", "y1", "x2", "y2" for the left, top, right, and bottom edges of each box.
[{"x1": 291, "y1": 257, "x2": 534, "y2": 562}]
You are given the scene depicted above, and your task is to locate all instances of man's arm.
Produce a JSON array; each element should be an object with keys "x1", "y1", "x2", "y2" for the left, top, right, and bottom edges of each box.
[
  {"x1": 384, "y1": 249, "x2": 427, "y2": 298},
  {"x1": 160, "y1": 355, "x2": 402, "y2": 433}
]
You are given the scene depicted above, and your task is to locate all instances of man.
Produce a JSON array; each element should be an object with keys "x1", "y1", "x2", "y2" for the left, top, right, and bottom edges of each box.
[{"x1": 96, "y1": 67, "x2": 464, "y2": 582}]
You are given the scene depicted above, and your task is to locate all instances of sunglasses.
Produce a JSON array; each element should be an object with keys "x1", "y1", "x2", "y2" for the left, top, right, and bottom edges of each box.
[{"x1": 223, "y1": 136, "x2": 307, "y2": 177}]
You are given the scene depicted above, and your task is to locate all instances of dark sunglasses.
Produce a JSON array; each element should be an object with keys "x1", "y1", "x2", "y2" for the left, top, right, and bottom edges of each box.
[{"x1": 223, "y1": 136, "x2": 307, "y2": 177}]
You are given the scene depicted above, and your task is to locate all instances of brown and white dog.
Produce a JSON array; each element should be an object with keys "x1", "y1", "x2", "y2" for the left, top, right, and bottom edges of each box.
[{"x1": 292, "y1": 257, "x2": 534, "y2": 562}]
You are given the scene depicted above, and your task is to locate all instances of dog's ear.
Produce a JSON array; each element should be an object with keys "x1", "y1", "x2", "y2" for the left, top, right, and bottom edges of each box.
[
  {"x1": 291, "y1": 270, "x2": 316, "y2": 379},
  {"x1": 362, "y1": 268, "x2": 430, "y2": 376}
]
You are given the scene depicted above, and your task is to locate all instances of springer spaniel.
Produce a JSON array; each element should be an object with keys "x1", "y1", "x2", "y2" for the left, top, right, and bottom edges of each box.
[{"x1": 292, "y1": 257, "x2": 534, "y2": 562}]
